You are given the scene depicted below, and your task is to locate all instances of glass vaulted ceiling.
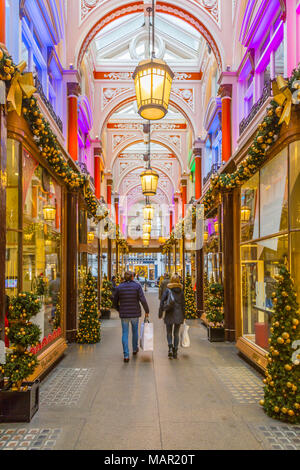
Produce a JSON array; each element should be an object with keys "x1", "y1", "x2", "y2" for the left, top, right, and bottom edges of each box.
[{"x1": 91, "y1": 12, "x2": 205, "y2": 68}]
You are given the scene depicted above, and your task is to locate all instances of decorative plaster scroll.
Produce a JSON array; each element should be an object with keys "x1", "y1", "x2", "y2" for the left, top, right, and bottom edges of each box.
[
  {"x1": 172, "y1": 87, "x2": 194, "y2": 111},
  {"x1": 102, "y1": 88, "x2": 131, "y2": 109},
  {"x1": 112, "y1": 134, "x2": 132, "y2": 151},
  {"x1": 156, "y1": 134, "x2": 182, "y2": 152}
]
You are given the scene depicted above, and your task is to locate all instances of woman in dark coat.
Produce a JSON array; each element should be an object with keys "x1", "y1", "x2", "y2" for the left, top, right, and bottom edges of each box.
[{"x1": 159, "y1": 274, "x2": 185, "y2": 359}]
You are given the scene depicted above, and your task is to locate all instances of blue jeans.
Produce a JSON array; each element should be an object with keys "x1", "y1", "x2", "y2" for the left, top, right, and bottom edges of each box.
[{"x1": 121, "y1": 318, "x2": 139, "y2": 358}]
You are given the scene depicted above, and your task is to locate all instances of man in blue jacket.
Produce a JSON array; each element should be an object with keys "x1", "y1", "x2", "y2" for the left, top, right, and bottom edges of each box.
[{"x1": 113, "y1": 271, "x2": 150, "y2": 362}]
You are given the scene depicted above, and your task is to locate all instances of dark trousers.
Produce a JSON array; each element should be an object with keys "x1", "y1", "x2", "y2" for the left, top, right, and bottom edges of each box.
[{"x1": 166, "y1": 324, "x2": 181, "y2": 349}]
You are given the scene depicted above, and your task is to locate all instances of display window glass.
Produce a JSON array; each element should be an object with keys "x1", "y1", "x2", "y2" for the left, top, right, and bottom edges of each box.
[
  {"x1": 290, "y1": 141, "x2": 300, "y2": 230},
  {"x1": 241, "y1": 235, "x2": 288, "y2": 350},
  {"x1": 240, "y1": 173, "x2": 259, "y2": 242},
  {"x1": 240, "y1": 142, "x2": 300, "y2": 352},
  {"x1": 22, "y1": 150, "x2": 62, "y2": 343},
  {"x1": 260, "y1": 149, "x2": 288, "y2": 238},
  {"x1": 204, "y1": 212, "x2": 222, "y2": 283},
  {"x1": 6, "y1": 142, "x2": 63, "y2": 350}
]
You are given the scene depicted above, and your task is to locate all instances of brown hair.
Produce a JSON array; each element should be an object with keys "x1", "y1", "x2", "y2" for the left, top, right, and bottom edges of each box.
[{"x1": 124, "y1": 271, "x2": 133, "y2": 282}]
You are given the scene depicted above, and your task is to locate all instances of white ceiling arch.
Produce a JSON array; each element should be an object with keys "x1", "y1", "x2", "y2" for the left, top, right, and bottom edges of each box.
[
  {"x1": 75, "y1": 1, "x2": 225, "y2": 71},
  {"x1": 116, "y1": 162, "x2": 176, "y2": 194},
  {"x1": 98, "y1": 89, "x2": 197, "y2": 140},
  {"x1": 125, "y1": 182, "x2": 172, "y2": 206},
  {"x1": 110, "y1": 137, "x2": 184, "y2": 172}
]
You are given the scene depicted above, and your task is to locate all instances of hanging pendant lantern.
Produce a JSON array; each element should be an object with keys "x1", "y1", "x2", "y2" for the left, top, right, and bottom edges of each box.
[
  {"x1": 214, "y1": 221, "x2": 219, "y2": 234},
  {"x1": 143, "y1": 203, "x2": 154, "y2": 221},
  {"x1": 143, "y1": 239, "x2": 150, "y2": 247},
  {"x1": 133, "y1": 59, "x2": 174, "y2": 120},
  {"x1": 143, "y1": 222, "x2": 152, "y2": 234},
  {"x1": 143, "y1": 233, "x2": 151, "y2": 242},
  {"x1": 140, "y1": 168, "x2": 159, "y2": 196},
  {"x1": 203, "y1": 231, "x2": 208, "y2": 242},
  {"x1": 87, "y1": 232, "x2": 95, "y2": 243},
  {"x1": 43, "y1": 204, "x2": 56, "y2": 222},
  {"x1": 241, "y1": 205, "x2": 251, "y2": 223}
]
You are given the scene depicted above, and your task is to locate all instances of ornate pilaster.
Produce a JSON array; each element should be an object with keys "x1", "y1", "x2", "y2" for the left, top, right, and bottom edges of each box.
[{"x1": 67, "y1": 82, "x2": 81, "y2": 161}]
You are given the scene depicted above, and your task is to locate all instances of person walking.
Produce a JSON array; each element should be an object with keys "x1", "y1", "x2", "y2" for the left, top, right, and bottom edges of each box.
[
  {"x1": 113, "y1": 271, "x2": 150, "y2": 363},
  {"x1": 159, "y1": 274, "x2": 185, "y2": 359},
  {"x1": 159, "y1": 272, "x2": 170, "y2": 300}
]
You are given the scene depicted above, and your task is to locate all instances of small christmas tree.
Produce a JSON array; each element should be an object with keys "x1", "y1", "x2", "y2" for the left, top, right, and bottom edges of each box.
[
  {"x1": 35, "y1": 273, "x2": 47, "y2": 296},
  {"x1": 76, "y1": 270, "x2": 101, "y2": 344},
  {"x1": 0, "y1": 293, "x2": 41, "y2": 391},
  {"x1": 53, "y1": 296, "x2": 61, "y2": 330},
  {"x1": 261, "y1": 265, "x2": 300, "y2": 424},
  {"x1": 206, "y1": 282, "x2": 224, "y2": 327},
  {"x1": 100, "y1": 276, "x2": 113, "y2": 312},
  {"x1": 184, "y1": 272, "x2": 197, "y2": 319}
]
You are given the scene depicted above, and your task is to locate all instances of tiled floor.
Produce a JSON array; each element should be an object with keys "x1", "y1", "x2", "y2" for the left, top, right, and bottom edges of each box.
[
  {"x1": 0, "y1": 428, "x2": 61, "y2": 450},
  {"x1": 40, "y1": 367, "x2": 94, "y2": 407},
  {"x1": 213, "y1": 366, "x2": 264, "y2": 404},
  {"x1": 0, "y1": 292, "x2": 299, "y2": 450},
  {"x1": 252, "y1": 425, "x2": 300, "y2": 450}
]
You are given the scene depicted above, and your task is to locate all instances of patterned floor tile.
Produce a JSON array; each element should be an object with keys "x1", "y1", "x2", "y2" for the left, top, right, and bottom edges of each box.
[
  {"x1": 40, "y1": 367, "x2": 94, "y2": 407},
  {"x1": 213, "y1": 366, "x2": 264, "y2": 403},
  {"x1": 251, "y1": 424, "x2": 300, "y2": 450},
  {"x1": 0, "y1": 428, "x2": 61, "y2": 451}
]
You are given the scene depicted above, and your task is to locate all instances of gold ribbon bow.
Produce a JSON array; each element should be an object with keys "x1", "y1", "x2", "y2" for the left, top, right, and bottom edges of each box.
[
  {"x1": 7, "y1": 61, "x2": 36, "y2": 116},
  {"x1": 272, "y1": 76, "x2": 292, "y2": 126}
]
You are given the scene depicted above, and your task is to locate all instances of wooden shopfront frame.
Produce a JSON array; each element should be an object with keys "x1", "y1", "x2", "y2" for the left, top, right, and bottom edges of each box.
[
  {"x1": 7, "y1": 111, "x2": 67, "y2": 380},
  {"x1": 234, "y1": 107, "x2": 300, "y2": 371}
]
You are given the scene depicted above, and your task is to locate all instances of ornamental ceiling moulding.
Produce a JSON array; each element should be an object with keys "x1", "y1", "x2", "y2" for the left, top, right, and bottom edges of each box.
[
  {"x1": 94, "y1": 71, "x2": 203, "y2": 81},
  {"x1": 107, "y1": 123, "x2": 187, "y2": 130},
  {"x1": 112, "y1": 134, "x2": 133, "y2": 151},
  {"x1": 80, "y1": 0, "x2": 220, "y2": 26},
  {"x1": 77, "y1": 2, "x2": 222, "y2": 71},
  {"x1": 102, "y1": 87, "x2": 132, "y2": 109},
  {"x1": 172, "y1": 87, "x2": 194, "y2": 111}
]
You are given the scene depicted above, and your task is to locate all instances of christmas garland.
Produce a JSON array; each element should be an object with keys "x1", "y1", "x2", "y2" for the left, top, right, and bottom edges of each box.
[
  {"x1": 202, "y1": 67, "x2": 300, "y2": 215},
  {"x1": 0, "y1": 46, "x2": 105, "y2": 220}
]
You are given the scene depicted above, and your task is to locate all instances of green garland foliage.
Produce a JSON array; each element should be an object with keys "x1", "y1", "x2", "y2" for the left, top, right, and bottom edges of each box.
[
  {"x1": 0, "y1": 292, "x2": 41, "y2": 391},
  {"x1": 76, "y1": 270, "x2": 101, "y2": 344}
]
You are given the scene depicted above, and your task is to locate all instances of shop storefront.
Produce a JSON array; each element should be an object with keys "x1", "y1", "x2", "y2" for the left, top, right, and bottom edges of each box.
[
  {"x1": 236, "y1": 118, "x2": 300, "y2": 369},
  {"x1": 6, "y1": 115, "x2": 67, "y2": 379}
]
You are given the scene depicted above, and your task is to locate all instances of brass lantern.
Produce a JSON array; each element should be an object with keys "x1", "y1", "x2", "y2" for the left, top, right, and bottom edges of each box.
[
  {"x1": 133, "y1": 58, "x2": 174, "y2": 121},
  {"x1": 241, "y1": 205, "x2": 251, "y2": 223},
  {"x1": 140, "y1": 168, "x2": 159, "y2": 196},
  {"x1": 43, "y1": 204, "x2": 56, "y2": 222},
  {"x1": 143, "y1": 233, "x2": 151, "y2": 242},
  {"x1": 143, "y1": 203, "x2": 154, "y2": 221},
  {"x1": 203, "y1": 231, "x2": 208, "y2": 242},
  {"x1": 87, "y1": 232, "x2": 95, "y2": 243},
  {"x1": 143, "y1": 222, "x2": 152, "y2": 234},
  {"x1": 159, "y1": 236, "x2": 166, "y2": 244},
  {"x1": 143, "y1": 239, "x2": 150, "y2": 247},
  {"x1": 214, "y1": 221, "x2": 219, "y2": 234}
]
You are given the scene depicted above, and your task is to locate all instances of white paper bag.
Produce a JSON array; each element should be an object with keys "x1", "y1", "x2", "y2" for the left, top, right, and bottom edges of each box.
[
  {"x1": 140, "y1": 322, "x2": 154, "y2": 351},
  {"x1": 0, "y1": 340, "x2": 5, "y2": 364},
  {"x1": 180, "y1": 321, "x2": 190, "y2": 348}
]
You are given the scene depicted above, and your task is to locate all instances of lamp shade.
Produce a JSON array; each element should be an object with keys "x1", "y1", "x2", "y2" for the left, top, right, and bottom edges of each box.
[
  {"x1": 241, "y1": 205, "x2": 251, "y2": 222},
  {"x1": 87, "y1": 232, "x2": 95, "y2": 242},
  {"x1": 133, "y1": 58, "x2": 174, "y2": 120},
  {"x1": 143, "y1": 204, "x2": 154, "y2": 221},
  {"x1": 214, "y1": 221, "x2": 219, "y2": 234},
  {"x1": 142, "y1": 233, "x2": 151, "y2": 242},
  {"x1": 140, "y1": 168, "x2": 159, "y2": 196},
  {"x1": 143, "y1": 222, "x2": 152, "y2": 234},
  {"x1": 43, "y1": 204, "x2": 56, "y2": 221}
]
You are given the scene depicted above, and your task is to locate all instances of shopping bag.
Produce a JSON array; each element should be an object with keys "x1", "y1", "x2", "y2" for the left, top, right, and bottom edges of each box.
[
  {"x1": 180, "y1": 321, "x2": 190, "y2": 348},
  {"x1": 140, "y1": 321, "x2": 154, "y2": 351}
]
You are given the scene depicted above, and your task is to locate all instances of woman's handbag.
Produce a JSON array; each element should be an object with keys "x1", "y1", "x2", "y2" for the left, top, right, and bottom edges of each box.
[
  {"x1": 180, "y1": 321, "x2": 190, "y2": 348},
  {"x1": 163, "y1": 289, "x2": 175, "y2": 313}
]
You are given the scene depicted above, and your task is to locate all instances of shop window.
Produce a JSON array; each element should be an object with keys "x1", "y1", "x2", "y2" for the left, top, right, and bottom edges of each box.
[
  {"x1": 260, "y1": 149, "x2": 288, "y2": 238},
  {"x1": 241, "y1": 173, "x2": 259, "y2": 242},
  {"x1": 5, "y1": 231, "x2": 19, "y2": 298},
  {"x1": 290, "y1": 141, "x2": 300, "y2": 229},
  {"x1": 291, "y1": 231, "x2": 300, "y2": 300},
  {"x1": 274, "y1": 41, "x2": 284, "y2": 77},
  {"x1": 22, "y1": 150, "x2": 62, "y2": 342},
  {"x1": 241, "y1": 234, "x2": 288, "y2": 350},
  {"x1": 6, "y1": 139, "x2": 20, "y2": 230}
]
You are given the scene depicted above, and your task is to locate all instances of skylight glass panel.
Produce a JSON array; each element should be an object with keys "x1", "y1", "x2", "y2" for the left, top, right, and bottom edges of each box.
[{"x1": 95, "y1": 14, "x2": 143, "y2": 51}]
